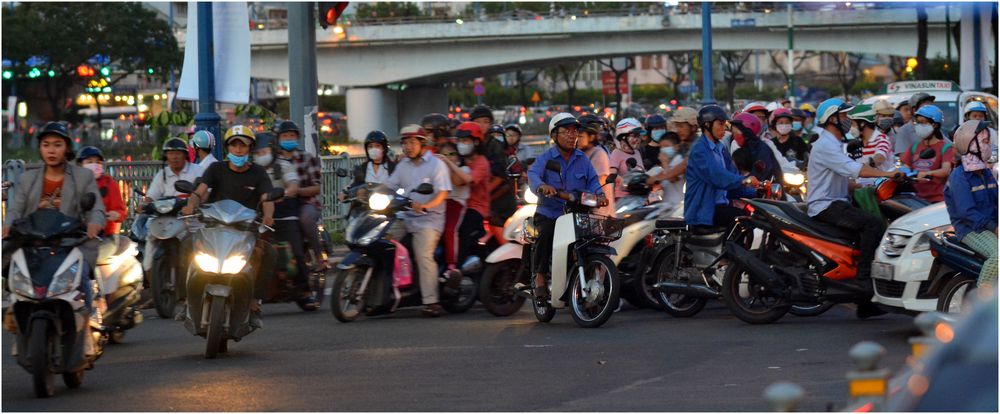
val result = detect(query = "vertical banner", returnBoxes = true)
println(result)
[177,2,252,104]
[959,3,995,91]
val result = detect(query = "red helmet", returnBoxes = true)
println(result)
[455,121,484,142]
[768,108,794,126]
[742,101,768,114]
[731,112,762,148]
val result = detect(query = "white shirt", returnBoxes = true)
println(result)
[365,162,390,184]
[146,162,205,200]
[197,154,218,171]
[806,129,863,217]
[659,154,685,211]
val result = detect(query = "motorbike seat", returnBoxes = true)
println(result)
[691,225,727,235]
[97,235,133,265]
[774,202,857,245]
[655,218,686,230]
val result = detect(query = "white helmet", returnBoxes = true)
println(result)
[548,112,580,135]
[964,101,988,117]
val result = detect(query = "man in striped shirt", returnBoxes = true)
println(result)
[849,104,895,187]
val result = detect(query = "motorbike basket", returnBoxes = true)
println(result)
[573,213,623,242]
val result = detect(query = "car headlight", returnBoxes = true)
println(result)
[7,261,36,299]
[48,262,80,297]
[881,231,913,257]
[524,187,539,204]
[154,199,175,214]
[912,225,954,253]
[356,221,388,246]
[369,192,392,211]
[783,172,805,186]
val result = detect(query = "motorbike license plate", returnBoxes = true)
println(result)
[871,262,894,280]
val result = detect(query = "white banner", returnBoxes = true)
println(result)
[959,3,995,91]
[177,2,251,104]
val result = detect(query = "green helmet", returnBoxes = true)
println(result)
[848,104,877,124]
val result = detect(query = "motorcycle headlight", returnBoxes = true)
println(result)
[357,221,389,246]
[783,172,805,186]
[523,187,539,204]
[194,252,220,273]
[194,253,247,274]
[912,225,954,253]
[369,192,392,211]
[220,255,247,274]
[48,262,80,297]
[154,199,175,214]
[580,193,599,207]
[7,261,36,299]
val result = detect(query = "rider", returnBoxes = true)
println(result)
[420,113,452,151]
[848,104,895,187]
[799,103,819,143]
[342,130,396,216]
[729,112,784,185]
[77,146,126,235]
[683,106,758,231]
[894,92,937,155]
[962,101,997,157]
[900,105,954,203]
[742,101,769,127]
[769,108,810,163]
[504,124,534,161]
[945,120,998,288]
[641,114,668,170]
[190,130,219,169]
[181,125,277,328]
[806,98,901,287]
[610,118,646,200]
[274,120,326,270]
[527,113,603,300]
[872,99,898,144]
[384,125,453,317]
[578,115,615,216]
[145,136,205,203]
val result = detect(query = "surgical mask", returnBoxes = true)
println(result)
[848,126,860,140]
[82,163,104,178]
[651,129,667,142]
[367,147,383,161]
[279,140,299,151]
[915,123,934,140]
[838,117,853,135]
[776,124,793,135]
[457,143,474,156]
[844,132,855,141]
[227,153,249,167]
[660,146,676,158]
[877,118,894,132]
[254,153,273,166]
[721,130,732,142]
[791,121,802,131]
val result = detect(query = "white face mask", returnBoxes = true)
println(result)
[915,123,934,140]
[367,147,383,161]
[82,163,104,178]
[848,126,860,140]
[457,143,474,156]
[253,153,273,166]
[722,131,732,141]
[776,124,793,135]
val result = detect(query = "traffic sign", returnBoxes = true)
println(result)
[531,91,541,103]
[473,80,485,97]
[601,71,628,95]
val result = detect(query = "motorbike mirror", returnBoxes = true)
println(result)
[545,159,562,174]
[918,148,936,160]
[174,180,195,194]
[336,168,349,178]
[132,187,146,197]
[80,192,97,212]
[605,173,618,185]
[413,183,435,195]
[264,188,285,202]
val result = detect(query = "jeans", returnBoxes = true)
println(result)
[814,200,885,280]
[531,214,557,275]
[388,223,441,305]
[298,204,323,265]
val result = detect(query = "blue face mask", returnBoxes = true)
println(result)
[280,140,299,151]
[792,121,802,131]
[227,153,249,167]
[651,129,667,142]
[660,146,676,158]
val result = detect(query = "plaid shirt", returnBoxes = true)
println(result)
[291,150,323,207]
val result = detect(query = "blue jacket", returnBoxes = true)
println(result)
[684,136,754,226]
[944,165,998,239]
[528,146,602,219]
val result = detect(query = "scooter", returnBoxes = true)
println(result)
[93,235,145,343]
[263,220,325,311]
[5,195,103,398]
[479,185,537,317]
[331,183,479,322]
[174,180,284,358]
[928,231,987,314]
[134,188,189,319]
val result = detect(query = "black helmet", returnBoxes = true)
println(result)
[625,173,652,196]
[274,120,300,136]
[578,114,604,134]
[790,108,806,119]
[892,110,905,127]
[162,136,188,153]
[470,105,494,122]
[449,118,462,130]
[76,146,104,162]
[255,132,276,151]
[420,113,450,138]
[504,124,522,134]
[645,114,667,129]
[488,124,505,136]
[364,130,389,148]
[697,105,730,130]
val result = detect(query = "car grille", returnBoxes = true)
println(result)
[874,279,906,298]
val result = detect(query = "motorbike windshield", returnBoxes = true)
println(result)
[200,200,257,225]
[12,209,83,240]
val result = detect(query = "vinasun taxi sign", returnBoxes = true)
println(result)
[882,80,962,94]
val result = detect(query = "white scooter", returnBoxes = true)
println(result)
[479,188,537,317]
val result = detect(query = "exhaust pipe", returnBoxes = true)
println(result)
[724,242,788,297]
[654,281,719,299]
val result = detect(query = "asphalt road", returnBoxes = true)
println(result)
[3,300,918,412]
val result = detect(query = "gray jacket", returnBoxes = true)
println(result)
[4,163,106,229]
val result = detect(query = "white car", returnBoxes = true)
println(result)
[871,202,954,313]
[862,80,998,134]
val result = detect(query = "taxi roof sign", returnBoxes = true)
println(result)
[881,80,962,94]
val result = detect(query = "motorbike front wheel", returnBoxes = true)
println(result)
[62,370,84,389]
[721,261,789,324]
[479,259,528,317]
[29,318,55,398]
[332,267,366,322]
[937,274,978,314]
[442,276,477,314]
[568,255,621,328]
[152,255,178,319]
[205,295,226,359]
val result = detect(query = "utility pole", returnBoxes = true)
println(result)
[288,2,319,154]
[786,3,795,106]
[945,5,951,71]
[168,3,176,112]
[193,2,223,160]
[700,2,714,104]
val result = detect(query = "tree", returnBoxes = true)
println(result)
[598,57,635,119]
[827,52,865,99]
[2,2,181,121]
[550,61,587,105]
[353,2,422,22]
[767,50,818,92]
[718,51,752,110]
[515,70,540,106]
[652,53,692,101]
[888,56,908,81]
[915,6,929,79]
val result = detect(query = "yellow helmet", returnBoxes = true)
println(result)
[799,103,815,113]
[224,125,256,146]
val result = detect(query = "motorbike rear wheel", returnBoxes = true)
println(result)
[479,259,528,317]
[721,261,790,324]
[569,255,621,328]
[654,248,707,318]
[442,276,477,314]
[152,255,178,319]
[205,295,226,359]
[29,318,55,398]
[937,274,978,314]
[332,267,366,322]
[62,370,84,388]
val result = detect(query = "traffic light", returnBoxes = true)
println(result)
[2,70,11,80]
[76,65,95,77]
[100,66,111,77]
[318,2,348,29]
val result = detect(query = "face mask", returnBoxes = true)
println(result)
[660,146,676,158]
[651,129,667,142]
[367,147,383,161]
[844,132,855,141]
[82,163,103,178]
[776,124,793,135]
[457,143,474,156]
[254,153,273,166]
[915,123,934,140]
[791,121,802,132]
[721,130,732,142]
[838,117,853,135]
[494,134,505,142]
[227,153,249,168]
[279,140,299,151]
[848,126,860,140]
[877,118,894,132]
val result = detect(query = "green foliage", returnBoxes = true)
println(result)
[234,104,278,125]
[733,85,783,101]
[148,110,195,128]
[631,84,674,104]
[550,88,603,105]
[850,80,884,97]
[353,2,423,21]
[924,55,960,83]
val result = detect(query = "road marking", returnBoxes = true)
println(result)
[524,344,552,348]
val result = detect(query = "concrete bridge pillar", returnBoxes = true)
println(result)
[346,86,448,142]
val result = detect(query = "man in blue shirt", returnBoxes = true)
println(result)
[684,105,759,230]
[527,113,603,300]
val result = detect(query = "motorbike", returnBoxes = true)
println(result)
[5,194,103,398]
[263,220,326,311]
[133,188,189,319]
[93,235,145,343]
[331,183,479,322]
[174,180,284,358]
[928,231,987,314]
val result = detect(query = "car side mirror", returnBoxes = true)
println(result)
[545,159,561,174]
[919,148,936,160]
[605,173,618,185]
[174,180,195,194]
[336,168,349,178]
[264,188,285,202]
[414,183,435,195]
[80,192,97,212]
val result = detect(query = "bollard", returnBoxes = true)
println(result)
[845,341,891,410]
[909,312,943,359]
[764,381,805,412]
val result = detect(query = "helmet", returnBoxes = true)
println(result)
[768,108,794,125]
[420,113,451,137]
[578,114,605,134]
[742,101,768,114]
[274,120,300,137]
[893,110,905,127]
[909,92,935,109]
[455,121,484,141]
[36,121,72,145]
[255,132,276,151]
[732,112,763,137]
[954,120,991,156]
[614,118,643,139]
[191,130,215,150]
[645,114,667,129]
[790,108,806,119]
[76,146,104,162]
[162,136,189,153]
[765,101,781,113]
[549,113,581,135]
[914,105,943,125]
[815,98,855,125]
[449,118,462,130]
[488,124,505,136]
[670,107,699,126]
[364,130,389,148]
[873,99,895,116]
[848,104,877,124]
[964,101,989,116]
[469,105,494,122]
[224,125,257,146]
[799,103,816,113]
[504,124,523,134]
[399,124,428,143]
[697,105,730,129]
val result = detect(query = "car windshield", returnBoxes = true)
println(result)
[931,101,960,135]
